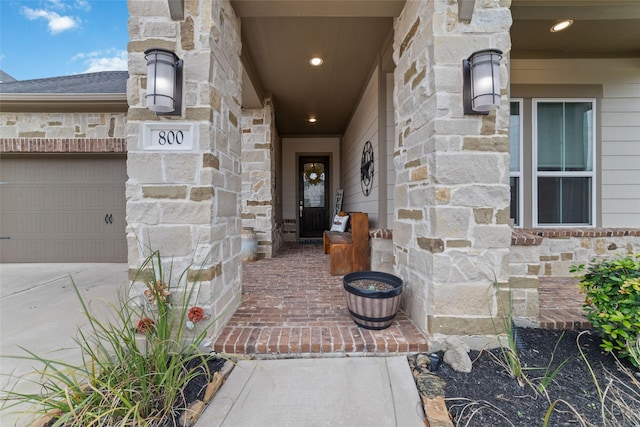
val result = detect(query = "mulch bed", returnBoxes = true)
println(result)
[410,328,640,426]
[159,356,227,427]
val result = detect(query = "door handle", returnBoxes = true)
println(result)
[299,205,303,218]
[105,214,113,224]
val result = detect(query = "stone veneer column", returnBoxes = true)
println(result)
[241,99,282,258]
[393,0,512,347]
[126,0,242,339]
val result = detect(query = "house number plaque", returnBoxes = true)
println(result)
[143,122,195,151]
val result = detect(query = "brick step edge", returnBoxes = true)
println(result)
[422,396,454,427]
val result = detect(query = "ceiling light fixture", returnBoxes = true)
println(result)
[550,19,573,32]
[308,117,317,123]
[309,57,323,66]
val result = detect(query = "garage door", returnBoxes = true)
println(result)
[0,155,127,263]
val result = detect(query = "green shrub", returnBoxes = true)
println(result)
[571,254,640,366]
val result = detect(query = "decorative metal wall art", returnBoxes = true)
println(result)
[360,141,374,196]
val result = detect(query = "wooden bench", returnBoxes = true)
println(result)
[323,212,370,276]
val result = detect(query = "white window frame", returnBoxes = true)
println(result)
[532,98,597,227]
[509,99,524,227]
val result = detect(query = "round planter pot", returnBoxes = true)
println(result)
[343,271,403,330]
[241,227,258,262]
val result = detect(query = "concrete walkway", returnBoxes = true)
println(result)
[200,356,425,427]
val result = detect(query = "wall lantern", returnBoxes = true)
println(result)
[463,49,502,115]
[145,48,183,116]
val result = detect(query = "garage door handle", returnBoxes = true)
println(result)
[104,214,113,224]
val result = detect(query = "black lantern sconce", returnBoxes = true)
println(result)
[144,48,183,116]
[463,49,502,115]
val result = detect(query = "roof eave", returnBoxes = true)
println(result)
[0,93,128,113]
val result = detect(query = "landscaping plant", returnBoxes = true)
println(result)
[1,249,220,426]
[571,254,640,366]
[490,281,570,397]
[567,331,640,427]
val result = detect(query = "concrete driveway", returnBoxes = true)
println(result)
[0,263,127,426]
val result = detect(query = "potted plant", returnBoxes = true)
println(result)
[343,271,403,330]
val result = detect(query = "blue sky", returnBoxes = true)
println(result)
[0,0,129,81]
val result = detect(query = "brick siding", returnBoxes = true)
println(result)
[0,138,126,153]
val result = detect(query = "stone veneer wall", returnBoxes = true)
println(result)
[393,0,512,347]
[511,229,640,276]
[241,99,282,258]
[126,0,242,339]
[282,218,297,240]
[0,112,126,154]
[509,228,640,326]
[0,112,126,140]
[370,229,394,273]
[371,227,640,328]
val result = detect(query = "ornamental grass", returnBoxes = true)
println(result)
[1,249,221,426]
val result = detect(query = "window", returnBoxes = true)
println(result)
[509,100,523,227]
[533,100,595,226]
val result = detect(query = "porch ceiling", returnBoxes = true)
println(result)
[232,0,640,136]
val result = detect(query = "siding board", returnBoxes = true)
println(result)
[602,185,640,199]
[511,58,640,227]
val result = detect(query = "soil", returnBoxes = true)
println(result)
[347,279,395,291]
[410,328,640,427]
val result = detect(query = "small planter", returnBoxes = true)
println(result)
[343,271,403,330]
[241,227,258,262]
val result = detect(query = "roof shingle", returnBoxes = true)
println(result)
[0,71,128,94]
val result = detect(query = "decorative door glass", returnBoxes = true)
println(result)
[303,162,325,208]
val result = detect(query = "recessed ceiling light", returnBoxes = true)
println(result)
[309,57,323,66]
[308,117,317,123]
[550,19,573,32]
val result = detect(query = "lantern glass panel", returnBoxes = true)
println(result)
[470,50,501,112]
[145,50,177,113]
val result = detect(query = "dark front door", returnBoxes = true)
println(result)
[299,156,330,238]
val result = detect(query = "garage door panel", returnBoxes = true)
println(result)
[0,156,127,263]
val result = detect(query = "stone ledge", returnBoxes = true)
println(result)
[511,230,543,246]
[353,228,639,246]
[370,228,393,239]
[521,228,640,238]
[511,228,640,246]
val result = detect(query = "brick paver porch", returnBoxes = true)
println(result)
[213,242,429,356]
[213,243,589,357]
[538,277,590,330]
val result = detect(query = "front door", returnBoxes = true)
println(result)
[299,156,330,238]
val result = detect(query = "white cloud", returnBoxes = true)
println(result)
[74,0,91,11]
[46,0,67,11]
[45,0,90,12]
[78,50,128,73]
[22,7,80,34]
